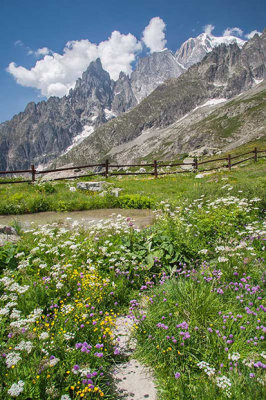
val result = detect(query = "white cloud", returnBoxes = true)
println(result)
[245,30,262,39]
[223,27,243,37]
[7,32,142,97]
[14,40,24,47]
[98,31,142,78]
[35,47,51,57]
[204,24,215,35]
[142,17,167,52]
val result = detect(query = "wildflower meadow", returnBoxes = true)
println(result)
[0,168,265,399]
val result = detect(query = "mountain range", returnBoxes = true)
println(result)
[0,30,265,171]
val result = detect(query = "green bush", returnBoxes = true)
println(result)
[117,194,155,209]
[0,242,18,272]
[36,182,56,194]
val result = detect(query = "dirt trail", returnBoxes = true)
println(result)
[112,316,157,400]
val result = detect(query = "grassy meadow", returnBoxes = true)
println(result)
[0,152,265,399]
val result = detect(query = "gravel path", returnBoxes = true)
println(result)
[112,316,157,400]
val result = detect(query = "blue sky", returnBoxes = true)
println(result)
[0,0,265,122]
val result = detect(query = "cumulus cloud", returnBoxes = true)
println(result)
[98,31,142,78]
[7,32,142,97]
[142,17,167,52]
[223,27,243,37]
[204,24,215,35]
[245,30,262,39]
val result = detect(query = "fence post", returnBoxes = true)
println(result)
[193,157,198,172]
[228,154,231,170]
[31,164,36,182]
[153,160,158,178]
[254,147,258,162]
[105,159,109,178]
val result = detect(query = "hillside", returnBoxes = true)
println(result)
[107,82,266,162]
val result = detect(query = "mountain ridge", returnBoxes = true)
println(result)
[55,31,266,167]
[0,29,264,171]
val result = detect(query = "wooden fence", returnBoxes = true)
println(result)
[0,147,265,185]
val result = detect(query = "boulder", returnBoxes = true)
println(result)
[0,225,19,247]
[181,158,194,171]
[0,225,17,235]
[77,181,110,191]
[111,188,122,197]
[195,174,204,179]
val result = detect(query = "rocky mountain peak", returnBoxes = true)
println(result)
[130,49,185,102]
[24,101,37,114]
[176,31,246,69]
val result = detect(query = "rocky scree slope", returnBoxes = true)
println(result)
[56,31,266,167]
[0,31,252,171]
[106,82,266,163]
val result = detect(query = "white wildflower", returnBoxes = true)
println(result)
[49,357,60,367]
[228,352,240,361]
[64,332,75,341]
[15,340,33,354]
[216,376,232,397]
[15,252,25,258]
[80,367,91,376]
[197,361,215,376]
[10,309,22,319]
[56,282,64,289]
[61,395,72,400]
[6,352,22,368]
[61,304,74,314]
[218,257,228,263]
[8,381,24,397]
[9,283,30,294]
[39,332,49,340]
[198,249,208,254]
[0,307,10,316]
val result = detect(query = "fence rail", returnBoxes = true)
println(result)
[0,147,265,185]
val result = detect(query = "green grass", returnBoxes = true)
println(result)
[0,156,265,215]
[0,139,265,216]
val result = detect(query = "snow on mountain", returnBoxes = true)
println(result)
[64,125,95,154]
[175,32,246,68]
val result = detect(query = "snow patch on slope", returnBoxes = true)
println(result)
[104,109,117,120]
[253,78,263,85]
[64,125,94,154]
[198,98,227,107]
[172,98,228,125]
